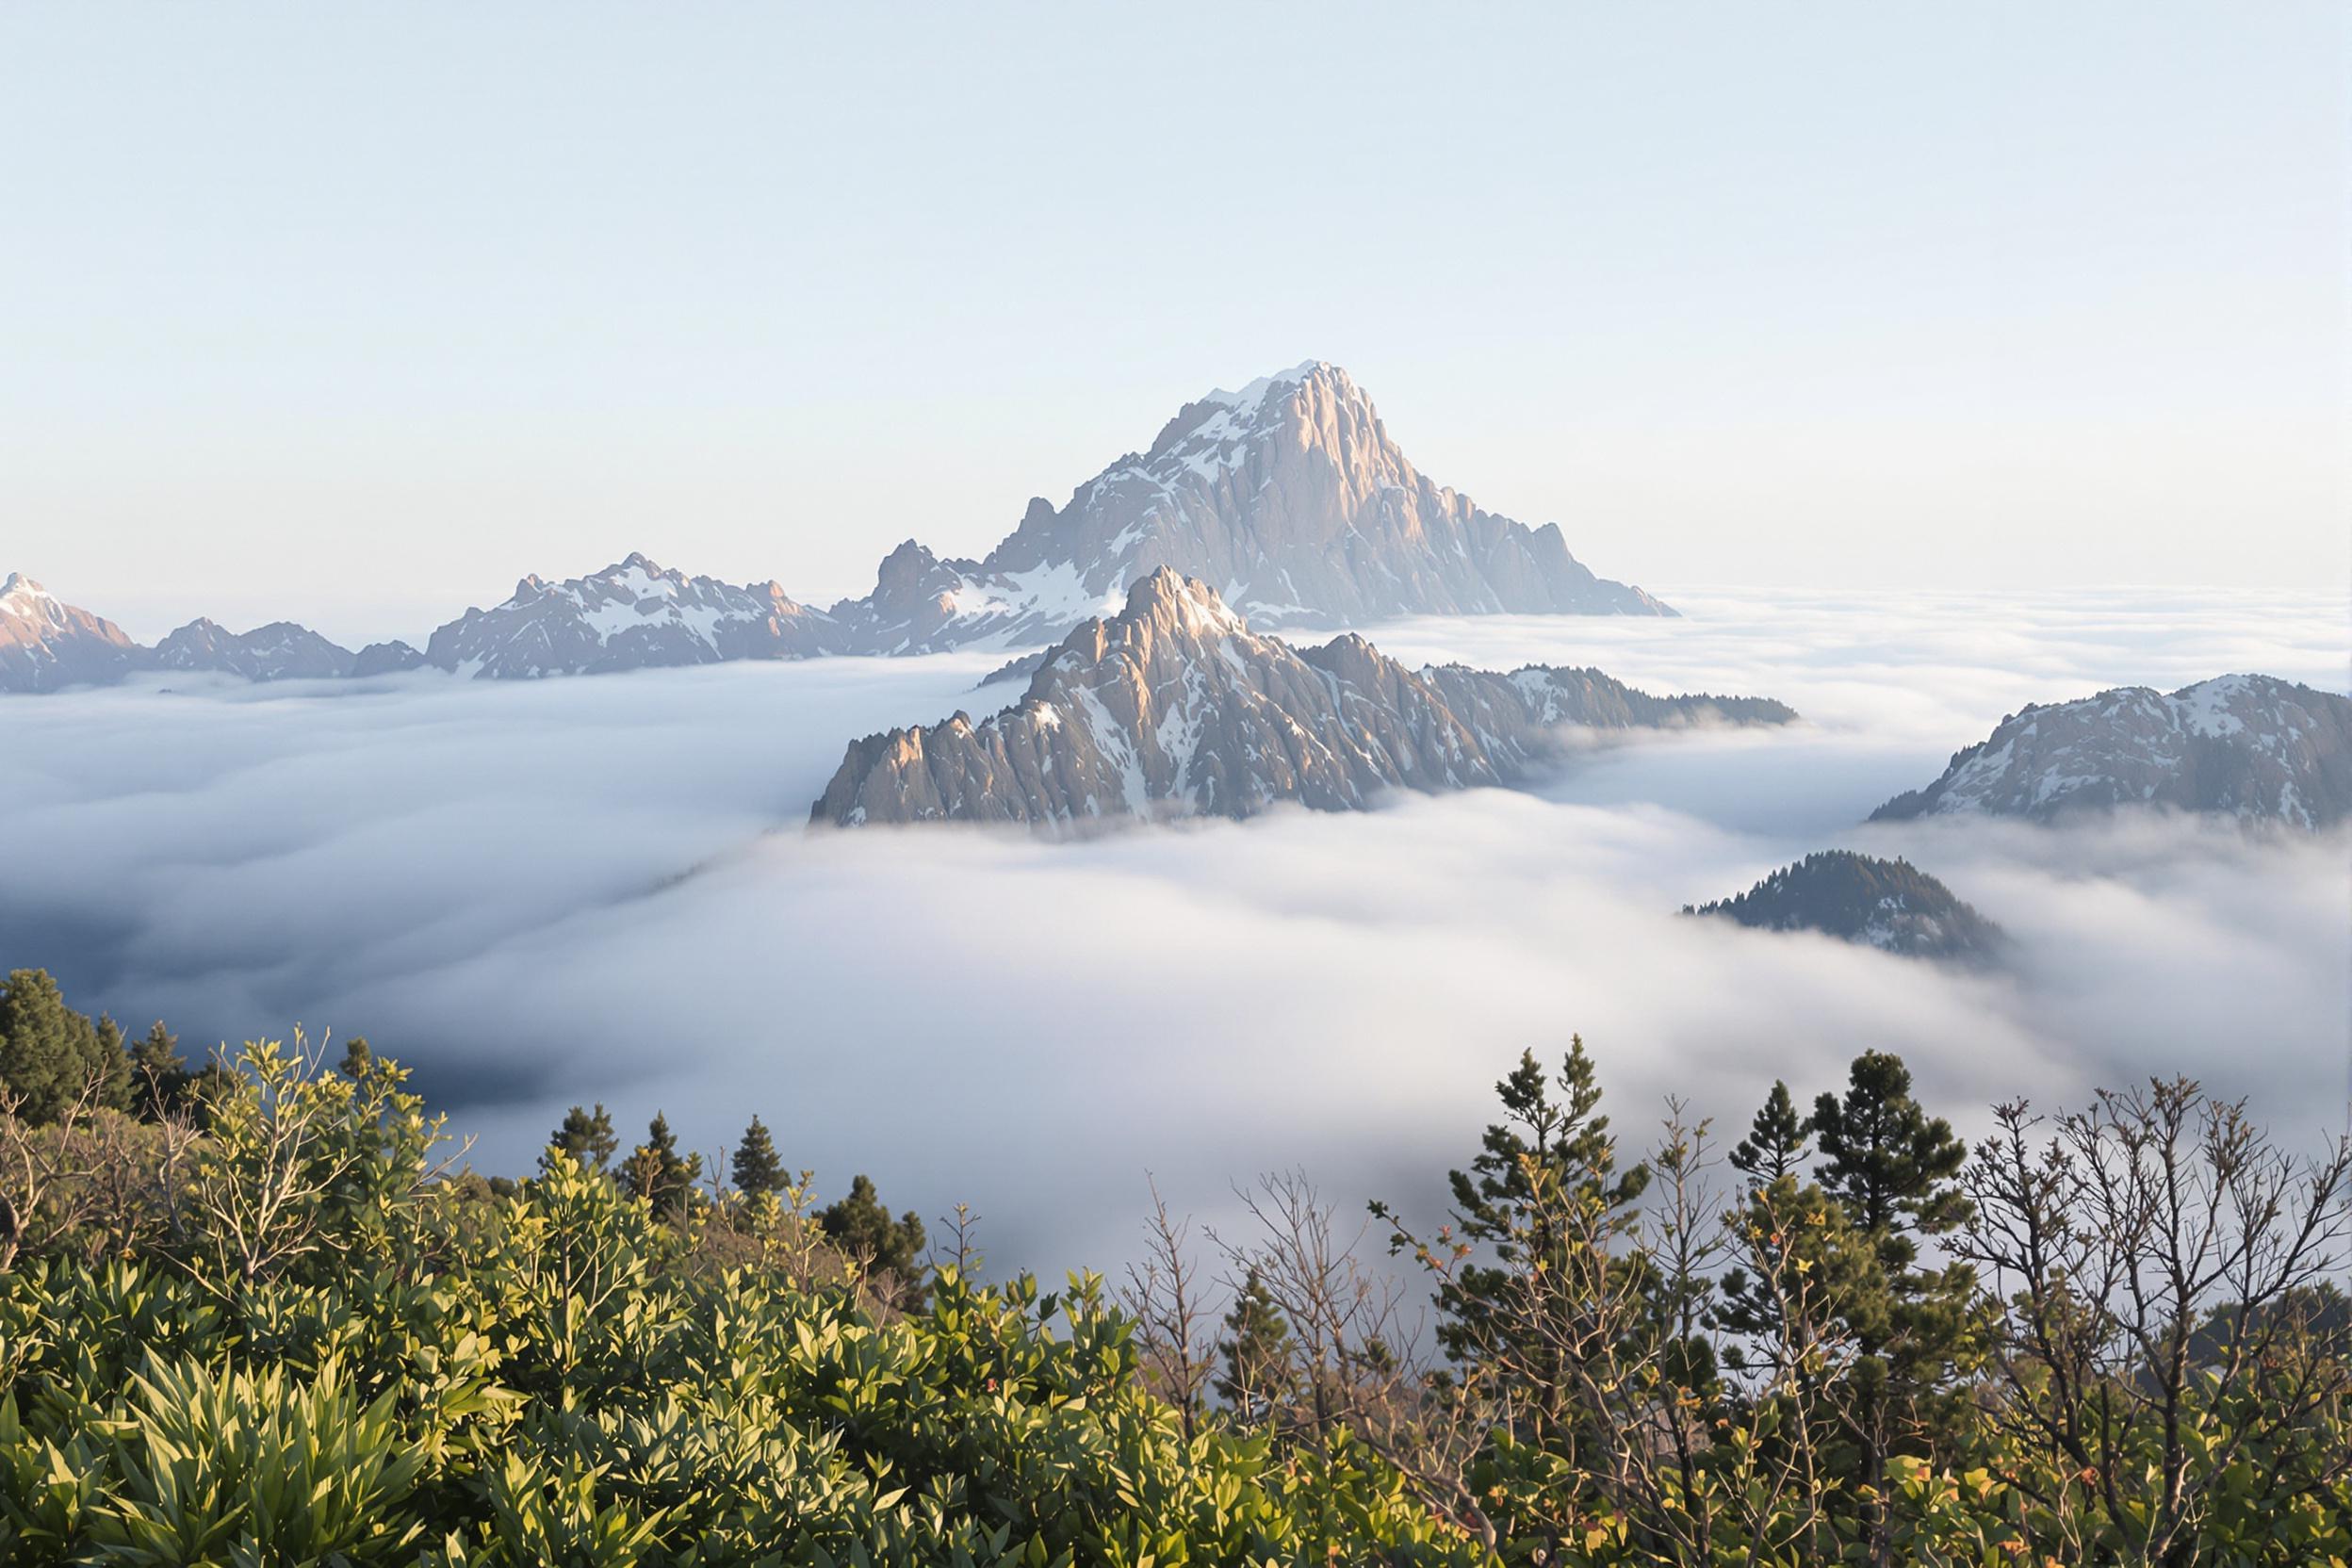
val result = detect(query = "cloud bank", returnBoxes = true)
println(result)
[1,587,2344,1275]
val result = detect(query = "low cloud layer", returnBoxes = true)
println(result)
[2,587,2344,1275]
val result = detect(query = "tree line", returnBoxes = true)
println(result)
[2,965,2348,1565]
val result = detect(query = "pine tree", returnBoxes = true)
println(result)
[622,1112,702,1213]
[731,1116,784,1197]
[127,1020,190,1122]
[1215,1266,1297,1421]
[1729,1080,1808,1186]
[1806,1052,1982,1567]
[1810,1052,1970,1246]
[1378,1038,1656,1465]
[820,1174,928,1307]
[546,1102,620,1173]
[0,969,129,1122]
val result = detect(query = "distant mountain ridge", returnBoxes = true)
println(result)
[812,569,1788,831]
[1871,674,2352,828]
[1685,851,2005,963]
[2,360,1673,691]
[3,574,358,689]
[421,553,833,679]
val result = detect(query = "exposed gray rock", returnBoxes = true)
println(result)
[975,649,1050,690]
[424,552,835,678]
[1685,851,2005,964]
[813,570,1789,831]
[152,617,357,680]
[1870,674,2352,828]
[352,640,429,676]
[0,574,143,693]
[825,362,1671,654]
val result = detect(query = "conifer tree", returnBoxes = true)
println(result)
[623,1112,702,1213]
[547,1102,620,1173]
[1806,1052,1982,1566]
[1215,1266,1298,1421]
[820,1174,928,1306]
[731,1115,784,1197]
[0,968,128,1122]
[1729,1079,1809,1185]
[127,1019,190,1122]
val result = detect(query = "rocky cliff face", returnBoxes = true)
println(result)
[0,574,144,693]
[152,617,358,680]
[1685,851,2005,963]
[1870,674,2352,828]
[825,362,1671,654]
[813,570,1788,831]
[424,553,835,678]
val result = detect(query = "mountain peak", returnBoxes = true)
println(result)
[1871,673,2352,827]
[1198,359,1338,411]
[1687,851,2005,964]
[1117,567,1247,640]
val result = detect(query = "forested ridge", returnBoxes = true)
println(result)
[2,965,2347,1566]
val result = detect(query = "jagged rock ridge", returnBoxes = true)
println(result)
[5,361,1674,689]
[813,570,1789,831]
[1685,851,2005,964]
[152,618,358,680]
[424,553,834,678]
[1870,674,2352,828]
[825,361,1671,654]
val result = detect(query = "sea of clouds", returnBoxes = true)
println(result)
[1,586,2344,1276]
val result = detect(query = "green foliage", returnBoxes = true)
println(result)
[0,970,128,1123]
[547,1102,619,1175]
[0,1038,1487,1567]
[1726,1079,1805,1185]
[620,1113,701,1216]
[730,1115,783,1198]
[3,973,2345,1568]
[819,1174,928,1308]
[1214,1265,1296,1417]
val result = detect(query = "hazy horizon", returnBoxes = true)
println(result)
[6,3,2344,647]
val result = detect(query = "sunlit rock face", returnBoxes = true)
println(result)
[1871,674,2352,828]
[825,360,1672,655]
[0,574,144,693]
[813,570,1788,831]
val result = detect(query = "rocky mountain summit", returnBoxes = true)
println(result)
[813,570,1788,830]
[0,574,142,693]
[423,553,834,678]
[1685,851,2005,964]
[822,361,1669,654]
[1871,674,2352,828]
[5,361,1674,691]
[152,617,358,680]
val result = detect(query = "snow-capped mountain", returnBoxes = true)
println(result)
[813,570,1786,831]
[151,617,358,680]
[1685,851,2005,964]
[352,640,429,676]
[1871,674,2352,827]
[0,574,144,693]
[824,361,1671,654]
[423,553,835,678]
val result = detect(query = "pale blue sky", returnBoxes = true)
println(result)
[4,3,2343,644]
